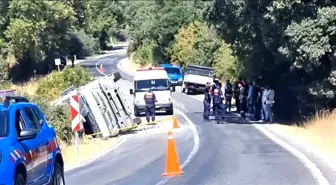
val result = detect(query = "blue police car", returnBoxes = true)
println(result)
[159,64,183,86]
[0,96,65,185]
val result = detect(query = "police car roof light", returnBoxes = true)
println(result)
[3,96,29,108]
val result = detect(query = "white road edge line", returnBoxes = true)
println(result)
[189,93,330,185]
[116,57,200,185]
[65,54,127,172]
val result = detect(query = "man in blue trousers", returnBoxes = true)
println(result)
[203,82,212,121]
[144,89,156,123]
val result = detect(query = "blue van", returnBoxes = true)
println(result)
[159,64,183,86]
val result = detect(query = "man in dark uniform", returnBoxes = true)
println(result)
[224,79,233,112]
[203,82,212,121]
[144,89,156,123]
[213,83,223,122]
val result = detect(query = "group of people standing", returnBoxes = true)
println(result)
[203,77,275,123]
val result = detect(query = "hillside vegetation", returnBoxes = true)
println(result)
[0,0,335,144]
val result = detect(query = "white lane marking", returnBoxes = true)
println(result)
[117,57,200,185]
[173,99,188,112]
[189,94,330,185]
[253,124,329,185]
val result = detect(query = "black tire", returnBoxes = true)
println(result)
[49,162,65,185]
[14,172,25,185]
[166,105,174,115]
[134,106,140,117]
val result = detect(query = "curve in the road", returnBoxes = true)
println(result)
[73,51,331,185]
[114,54,330,185]
[65,52,198,185]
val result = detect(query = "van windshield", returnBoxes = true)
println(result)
[0,111,8,137]
[135,79,169,92]
[164,68,181,75]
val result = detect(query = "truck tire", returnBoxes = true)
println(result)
[49,161,65,185]
[166,105,174,115]
[134,106,140,117]
[14,172,25,185]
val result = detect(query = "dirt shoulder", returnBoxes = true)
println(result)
[274,112,336,161]
[62,137,121,169]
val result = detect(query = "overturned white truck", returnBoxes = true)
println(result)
[182,65,214,94]
[56,72,141,138]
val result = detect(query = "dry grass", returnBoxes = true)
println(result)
[61,136,121,167]
[122,55,151,74]
[11,78,40,95]
[277,111,336,160]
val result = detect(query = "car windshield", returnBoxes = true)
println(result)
[186,68,213,77]
[165,68,181,75]
[135,79,169,92]
[0,111,8,137]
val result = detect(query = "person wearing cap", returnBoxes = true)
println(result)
[203,82,212,120]
[144,89,156,123]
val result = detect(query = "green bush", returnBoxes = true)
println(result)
[133,40,161,65]
[36,66,93,101]
[26,94,72,144]
[71,30,100,58]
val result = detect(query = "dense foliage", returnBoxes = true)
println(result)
[0,0,127,82]
[125,0,336,121]
[1,0,335,123]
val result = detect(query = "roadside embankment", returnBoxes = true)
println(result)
[275,111,336,161]
[9,52,123,169]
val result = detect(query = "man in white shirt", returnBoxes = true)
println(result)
[264,86,275,123]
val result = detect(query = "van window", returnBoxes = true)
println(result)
[164,67,181,75]
[135,79,169,92]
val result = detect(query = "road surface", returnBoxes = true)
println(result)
[66,50,335,185]
[65,52,195,185]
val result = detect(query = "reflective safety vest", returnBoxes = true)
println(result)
[144,92,155,106]
[213,87,222,103]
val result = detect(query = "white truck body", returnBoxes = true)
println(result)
[182,65,214,94]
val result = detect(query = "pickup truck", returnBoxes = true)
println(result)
[182,64,214,94]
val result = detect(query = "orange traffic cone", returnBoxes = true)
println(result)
[99,64,104,72]
[162,130,184,177]
[172,116,179,129]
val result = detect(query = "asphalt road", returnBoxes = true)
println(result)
[65,50,330,185]
[65,52,195,185]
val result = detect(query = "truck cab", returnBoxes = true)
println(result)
[159,64,183,86]
[129,67,175,116]
[182,65,214,94]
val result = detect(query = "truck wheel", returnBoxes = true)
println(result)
[134,106,140,117]
[166,106,174,115]
[14,172,25,185]
[49,161,65,185]
[185,87,190,95]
